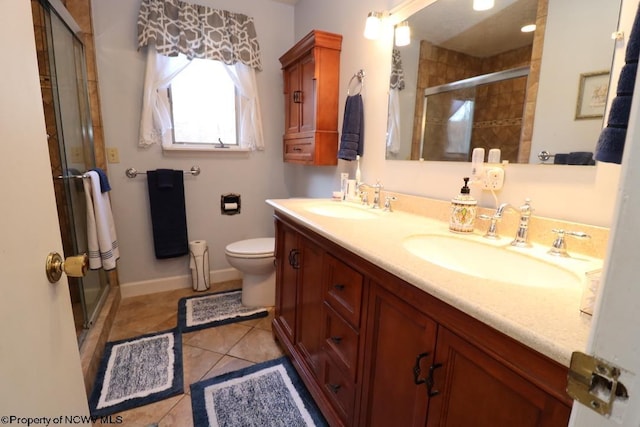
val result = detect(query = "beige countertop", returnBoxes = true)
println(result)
[267,197,601,367]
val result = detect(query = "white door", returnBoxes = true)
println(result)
[0,1,89,422]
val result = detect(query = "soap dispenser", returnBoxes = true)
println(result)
[449,177,477,233]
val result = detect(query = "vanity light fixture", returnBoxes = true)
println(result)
[473,0,494,11]
[364,11,383,40]
[395,21,411,46]
[521,24,537,33]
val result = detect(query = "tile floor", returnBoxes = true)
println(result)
[94,280,284,426]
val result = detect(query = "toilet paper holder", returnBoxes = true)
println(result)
[221,193,241,215]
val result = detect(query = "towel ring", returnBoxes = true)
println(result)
[347,69,365,95]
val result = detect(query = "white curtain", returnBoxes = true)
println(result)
[139,47,265,150]
[139,46,191,148]
[223,63,265,150]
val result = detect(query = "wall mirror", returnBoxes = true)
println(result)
[385,0,622,165]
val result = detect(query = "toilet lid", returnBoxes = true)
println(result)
[225,237,274,257]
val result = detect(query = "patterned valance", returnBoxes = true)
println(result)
[137,0,262,71]
[390,48,405,90]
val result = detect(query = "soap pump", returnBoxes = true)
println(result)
[449,177,477,233]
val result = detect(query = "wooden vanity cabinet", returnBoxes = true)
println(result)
[272,214,572,427]
[279,30,342,165]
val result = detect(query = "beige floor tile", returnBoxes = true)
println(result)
[182,344,224,391]
[184,323,251,354]
[159,395,193,427]
[253,308,275,331]
[201,355,255,381]
[228,328,284,363]
[95,394,183,426]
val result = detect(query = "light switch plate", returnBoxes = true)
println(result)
[106,147,120,164]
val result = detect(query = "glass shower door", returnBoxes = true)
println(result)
[36,0,109,342]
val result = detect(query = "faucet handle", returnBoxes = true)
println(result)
[477,213,501,240]
[383,196,397,212]
[548,229,591,257]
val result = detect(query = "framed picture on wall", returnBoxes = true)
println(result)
[575,70,610,120]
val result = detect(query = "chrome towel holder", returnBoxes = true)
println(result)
[125,165,201,178]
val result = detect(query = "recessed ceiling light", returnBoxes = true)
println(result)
[521,24,537,33]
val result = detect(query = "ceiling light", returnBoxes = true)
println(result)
[395,21,411,47]
[473,0,494,11]
[364,11,383,40]
[521,24,537,33]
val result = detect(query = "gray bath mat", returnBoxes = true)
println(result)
[190,357,327,426]
[177,289,268,333]
[88,329,183,417]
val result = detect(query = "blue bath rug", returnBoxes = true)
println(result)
[88,329,183,417]
[190,356,327,426]
[178,289,268,333]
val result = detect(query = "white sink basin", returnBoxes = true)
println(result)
[305,202,380,219]
[403,234,582,288]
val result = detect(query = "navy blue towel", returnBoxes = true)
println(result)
[90,167,112,193]
[147,169,189,259]
[338,94,364,161]
[595,3,640,164]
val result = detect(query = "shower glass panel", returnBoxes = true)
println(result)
[35,0,109,343]
[421,87,476,161]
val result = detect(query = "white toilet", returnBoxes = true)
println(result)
[224,237,276,307]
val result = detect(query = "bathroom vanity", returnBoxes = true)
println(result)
[268,198,602,427]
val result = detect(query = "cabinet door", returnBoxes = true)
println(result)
[361,282,438,427]
[426,328,571,427]
[299,52,316,134]
[295,238,325,377]
[275,221,299,343]
[283,63,301,135]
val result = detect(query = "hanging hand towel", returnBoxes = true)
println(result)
[83,171,120,270]
[147,169,189,259]
[595,2,640,164]
[338,94,364,161]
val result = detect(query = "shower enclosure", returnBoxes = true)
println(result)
[32,0,109,344]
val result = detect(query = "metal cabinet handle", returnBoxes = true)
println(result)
[333,283,345,291]
[288,249,300,269]
[413,352,430,385]
[293,90,303,103]
[330,336,342,344]
[427,363,443,397]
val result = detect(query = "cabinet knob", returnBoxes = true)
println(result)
[327,383,341,394]
[333,283,346,291]
[330,336,343,344]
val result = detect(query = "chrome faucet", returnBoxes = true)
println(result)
[478,202,516,239]
[358,181,383,209]
[512,198,533,247]
[479,199,533,247]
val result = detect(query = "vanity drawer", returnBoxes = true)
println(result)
[323,302,359,382]
[321,354,356,425]
[324,254,363,328]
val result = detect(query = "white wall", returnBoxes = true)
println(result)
[93,0,294,285]
[291,0,624,227]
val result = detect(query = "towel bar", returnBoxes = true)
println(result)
[126,166,201,178]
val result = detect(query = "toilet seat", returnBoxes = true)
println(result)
[225,237,274,259]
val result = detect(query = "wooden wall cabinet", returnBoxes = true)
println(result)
[273,214,571,426]
[279,30,342,165]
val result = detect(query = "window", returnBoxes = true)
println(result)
[169,58,238,148]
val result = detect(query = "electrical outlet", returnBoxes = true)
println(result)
[481,166,505,190]
[106,148,120,164]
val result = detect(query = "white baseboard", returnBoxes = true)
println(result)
[120,268,242,298]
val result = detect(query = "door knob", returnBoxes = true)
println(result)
[45,252,89,283]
